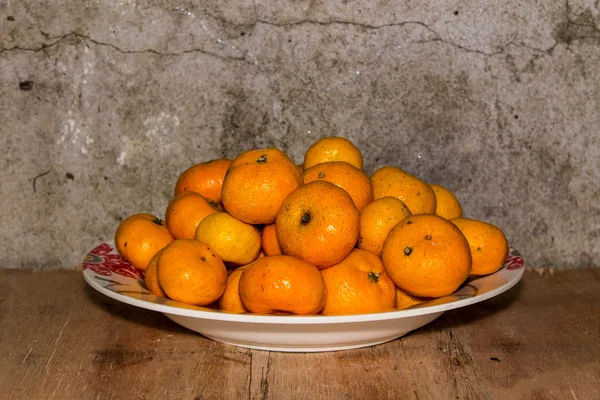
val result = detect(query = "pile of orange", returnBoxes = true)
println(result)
[115,137,509,315]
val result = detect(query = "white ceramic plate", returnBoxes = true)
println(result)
[82,242,525,352]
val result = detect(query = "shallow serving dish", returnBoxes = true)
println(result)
[82,242,525,352]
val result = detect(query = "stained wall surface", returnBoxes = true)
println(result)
[1,1,599,269]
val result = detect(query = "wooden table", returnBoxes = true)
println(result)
[0,269,598,399]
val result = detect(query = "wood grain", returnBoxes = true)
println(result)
[0,269,598,400]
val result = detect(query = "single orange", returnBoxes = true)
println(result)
[321,249,396,315]
[157,239,227,305]
[174,158,232,202]
[451,218,509,276]
[396,287,429,310]
[430,184,463,220]
[370,166,436,215]
[381,214,471,298]
[304,136,364,170]
[219,265,249,313]
[228,148,301,172]
[303,161,374,211]
[358,197,412,255]
[194,212,261,265]
[115,213,174,271]
[165,192,221,239]
[222,148,302,224]
[144,248,166,297]
[238,255,326,315]
[261,224,282,256]
[276,180,360,268]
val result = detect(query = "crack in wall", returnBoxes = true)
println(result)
[0,26,544,61]
[0,32,247,63]
[198,6,598,54]
[557,0,600,45]
[1,2,597,62]
[566,0,600,34]
[256,19,507,55]
[204,10,440,35]
[196,11,519,56]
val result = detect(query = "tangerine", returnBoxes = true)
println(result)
[174,158,231,203]
[238,255,326,315]
[222,148,302,224]
[165,192,221,239]
[303,161,374,211]
[144,248,166,297]
[219,265,249,313]
[194,212,261,266]
[276,181,360,268]
[304,137,363,170]
[431,184,463,220]
[370,166,436,215]
[381,214,471,298]
[358,196,412,255]
[261,224,282,256]
[321,249,396,315]
[451,218,508,276]
[115,213,174,271]
[157,239,227,305]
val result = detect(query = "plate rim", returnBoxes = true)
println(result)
[82,243,525,325]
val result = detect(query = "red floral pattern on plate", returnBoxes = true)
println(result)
[82,243,145,279]
[505,246,525,270]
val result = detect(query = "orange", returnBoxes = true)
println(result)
[219,265,249,313]
[303,136,363,170]
[157,239,227,305]
[194,212,261,265]
[261,224,282,256]
[358,197,412,255]
[115,213,174,271]
[222,148,302,224]
[276,180,360,268]
[451,218,509,276]
[381,214,471,298]
[238,255,326,315]
[228,148,301,172]
[396,287,428,310]
[174,158,232,202]
[430,184,463,220]
[321,249,396,315]
[370,166,436,215]
[165,192,221,239]
[303,161,374,211]
[144,248,166,297]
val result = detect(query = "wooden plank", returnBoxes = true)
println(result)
[449,268,600,400]
[0,269,599,400]
[248,269,600,400]
[0,270,251,400]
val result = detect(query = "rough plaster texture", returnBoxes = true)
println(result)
[1,0,599,269]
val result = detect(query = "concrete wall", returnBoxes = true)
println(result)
[1,1,599,269]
